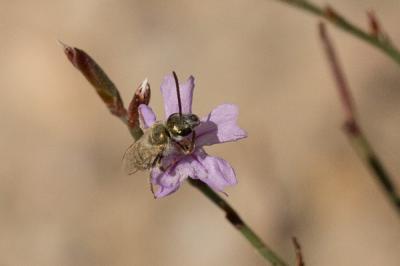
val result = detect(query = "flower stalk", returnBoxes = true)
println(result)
[319,23,400,215]
[274,0,400,66]
[189,179,288,265]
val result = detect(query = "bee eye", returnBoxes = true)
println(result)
[179,127,192,137]
[190,115,199,122]
[188,114,200,127]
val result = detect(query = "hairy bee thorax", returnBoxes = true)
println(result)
[149,123,169,145]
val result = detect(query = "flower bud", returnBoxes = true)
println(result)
[127,79,151,139]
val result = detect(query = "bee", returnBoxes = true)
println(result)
[123,71,200,178]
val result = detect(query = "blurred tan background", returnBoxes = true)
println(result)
[0,0,399,265]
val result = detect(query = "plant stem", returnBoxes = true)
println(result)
[319,23,400,216]
[188,179,288,266]
[274,0,400,66]
[347,129,400,213]
[292,237,305,266]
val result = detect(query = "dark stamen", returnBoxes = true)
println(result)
[172,71,182,117]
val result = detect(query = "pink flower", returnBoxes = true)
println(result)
[139,74,247,198]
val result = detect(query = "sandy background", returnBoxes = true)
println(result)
[0,0,399,265]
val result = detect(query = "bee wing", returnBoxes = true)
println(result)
[122,142,141,175]
[122,137,164,175]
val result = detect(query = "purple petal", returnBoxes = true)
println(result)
[151,156,208,198]
[195,104,247,147]
[138,104,156,129]
[160,74,194,118]
[151,167,181,198]
[194,150,237,192]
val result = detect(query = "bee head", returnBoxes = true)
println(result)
[166,113,200,139]
[165,71,201,140]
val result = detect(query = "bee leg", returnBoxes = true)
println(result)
[152,154,161,168]
[150,154,165,198]
[158,157,178,172]
[156,154,167,172]
[149,158,156,198]
[173,131,196,155]
[173,140,187,153]
[149,176,156,199]
[188,131,196,153]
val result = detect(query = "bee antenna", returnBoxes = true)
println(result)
[172,71,182,117]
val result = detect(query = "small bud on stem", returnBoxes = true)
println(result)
[367,10,380,38]
[366,11,391,44]
[127,79,151,140]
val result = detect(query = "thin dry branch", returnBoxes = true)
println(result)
[319,22,400,216]
[274,0,400,66]
[292,237,305,266]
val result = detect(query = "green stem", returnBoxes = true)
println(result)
[188,179,288,266]
[274,0,400,66]
[347,127,400,214]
